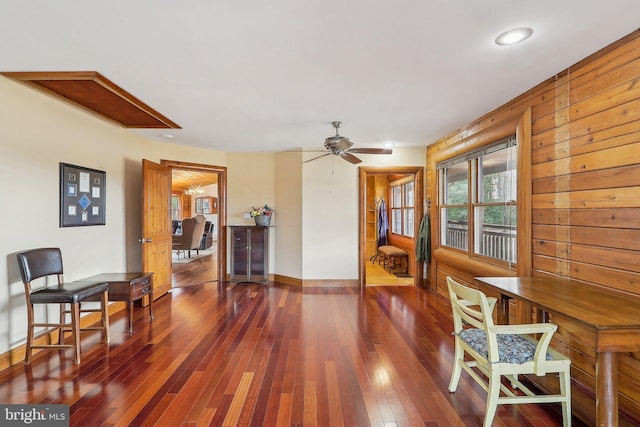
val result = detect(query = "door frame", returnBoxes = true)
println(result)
[161,160,228,282]
[358,166,424,288]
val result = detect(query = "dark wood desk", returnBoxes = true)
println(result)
[80,273,154,333]
[476,276,640,427]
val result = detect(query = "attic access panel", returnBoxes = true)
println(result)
[1,71,180,129]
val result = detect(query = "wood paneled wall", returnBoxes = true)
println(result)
[426,29,640,425]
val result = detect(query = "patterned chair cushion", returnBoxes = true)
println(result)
[459,328,552,364]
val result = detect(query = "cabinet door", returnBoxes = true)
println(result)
[230,226,268,284]
[231,228,249,280]
[249,228,266,279]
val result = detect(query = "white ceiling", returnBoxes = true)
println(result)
[2,1,639,153]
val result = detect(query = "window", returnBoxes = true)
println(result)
[438,136,517,265]
[171,195,180,221]
[391,178,415,237]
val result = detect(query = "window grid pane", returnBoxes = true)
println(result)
[405,182,414,207]
[171,195,180,221]
[404,208,414,237]
[391,209,402,234]
[442,207,468,250]
[445,163,468,204]
[392,186,402,208]
[474,205,517,262]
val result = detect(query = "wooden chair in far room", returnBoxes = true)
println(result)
[16,248,110,364]
[446,276,571,427]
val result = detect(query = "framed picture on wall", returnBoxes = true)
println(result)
[60,163,106,227]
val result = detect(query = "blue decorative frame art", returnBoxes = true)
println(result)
[59,163,106,227]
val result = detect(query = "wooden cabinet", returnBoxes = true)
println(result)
[229,226,269,284]
[195,196,217,214]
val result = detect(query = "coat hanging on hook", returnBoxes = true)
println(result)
[416,212,431,263]
[377,198,388,247]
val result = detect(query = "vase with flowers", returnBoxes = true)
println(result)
[250,204,273,226]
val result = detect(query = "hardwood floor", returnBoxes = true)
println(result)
[365,261,413,286]
[171,247,218,287]
[0,264,580,426]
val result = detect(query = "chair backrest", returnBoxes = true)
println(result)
[179,215,207,249]
[192,215,207,241]
[447,277,500,361]
[17,248,64,284]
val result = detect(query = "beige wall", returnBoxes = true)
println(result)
[301,148,425,280]
[0,76,150,354]
[275,152,303,279]
[226,152,277,275]
[0,73,426,358]
[0,76,230,356]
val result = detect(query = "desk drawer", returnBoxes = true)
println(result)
[131,277,152,299]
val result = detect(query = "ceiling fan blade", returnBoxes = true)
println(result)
[303,152,332,163]
[334,138,353,152]
[340,152,362,164]
[347,148,393,155]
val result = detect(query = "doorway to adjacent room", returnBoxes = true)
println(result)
[162,160,227,287]
[359,166,424,287]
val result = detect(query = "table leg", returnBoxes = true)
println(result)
[497,295,510,325]
[149,290,154,320]
[128,301,134,333]
[596,351,617,427]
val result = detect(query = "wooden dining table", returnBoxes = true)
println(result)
[475,276,640,427]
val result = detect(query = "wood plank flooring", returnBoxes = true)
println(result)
[0,260,580,426]
[365,261,413,286]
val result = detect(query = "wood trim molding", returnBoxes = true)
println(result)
[302,279,359,288]
[161,160,227,281]
[1,71,180,129]
[273,275,302,287]
[426,108,532,288]
[359,166,424,288]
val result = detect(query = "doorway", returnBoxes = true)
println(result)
[161,160,227,285]
[359,166,423,287]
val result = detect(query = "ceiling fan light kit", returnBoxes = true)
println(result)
[304,121,393,164]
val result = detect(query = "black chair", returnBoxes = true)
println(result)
[16,248,110,364]
[199,221,214,250]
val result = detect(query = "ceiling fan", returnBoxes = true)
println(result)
[303,121,393,164]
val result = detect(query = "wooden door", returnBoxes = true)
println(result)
[142,159,172,299]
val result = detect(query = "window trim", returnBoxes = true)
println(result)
[390,176,415,238]
[429,108,532,277]
[437,135,517,268]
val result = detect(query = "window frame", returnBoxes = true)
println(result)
[437,135,518,268]
[171,194,181,221]
[390,177,415,238]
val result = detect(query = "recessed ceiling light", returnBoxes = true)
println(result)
[495,27,533,46]
[161,133,174,139]
[383,142,395,148]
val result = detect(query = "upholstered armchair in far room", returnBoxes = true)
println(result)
[172,215,206,258]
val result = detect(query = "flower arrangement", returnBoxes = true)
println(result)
[250,204,273,217]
